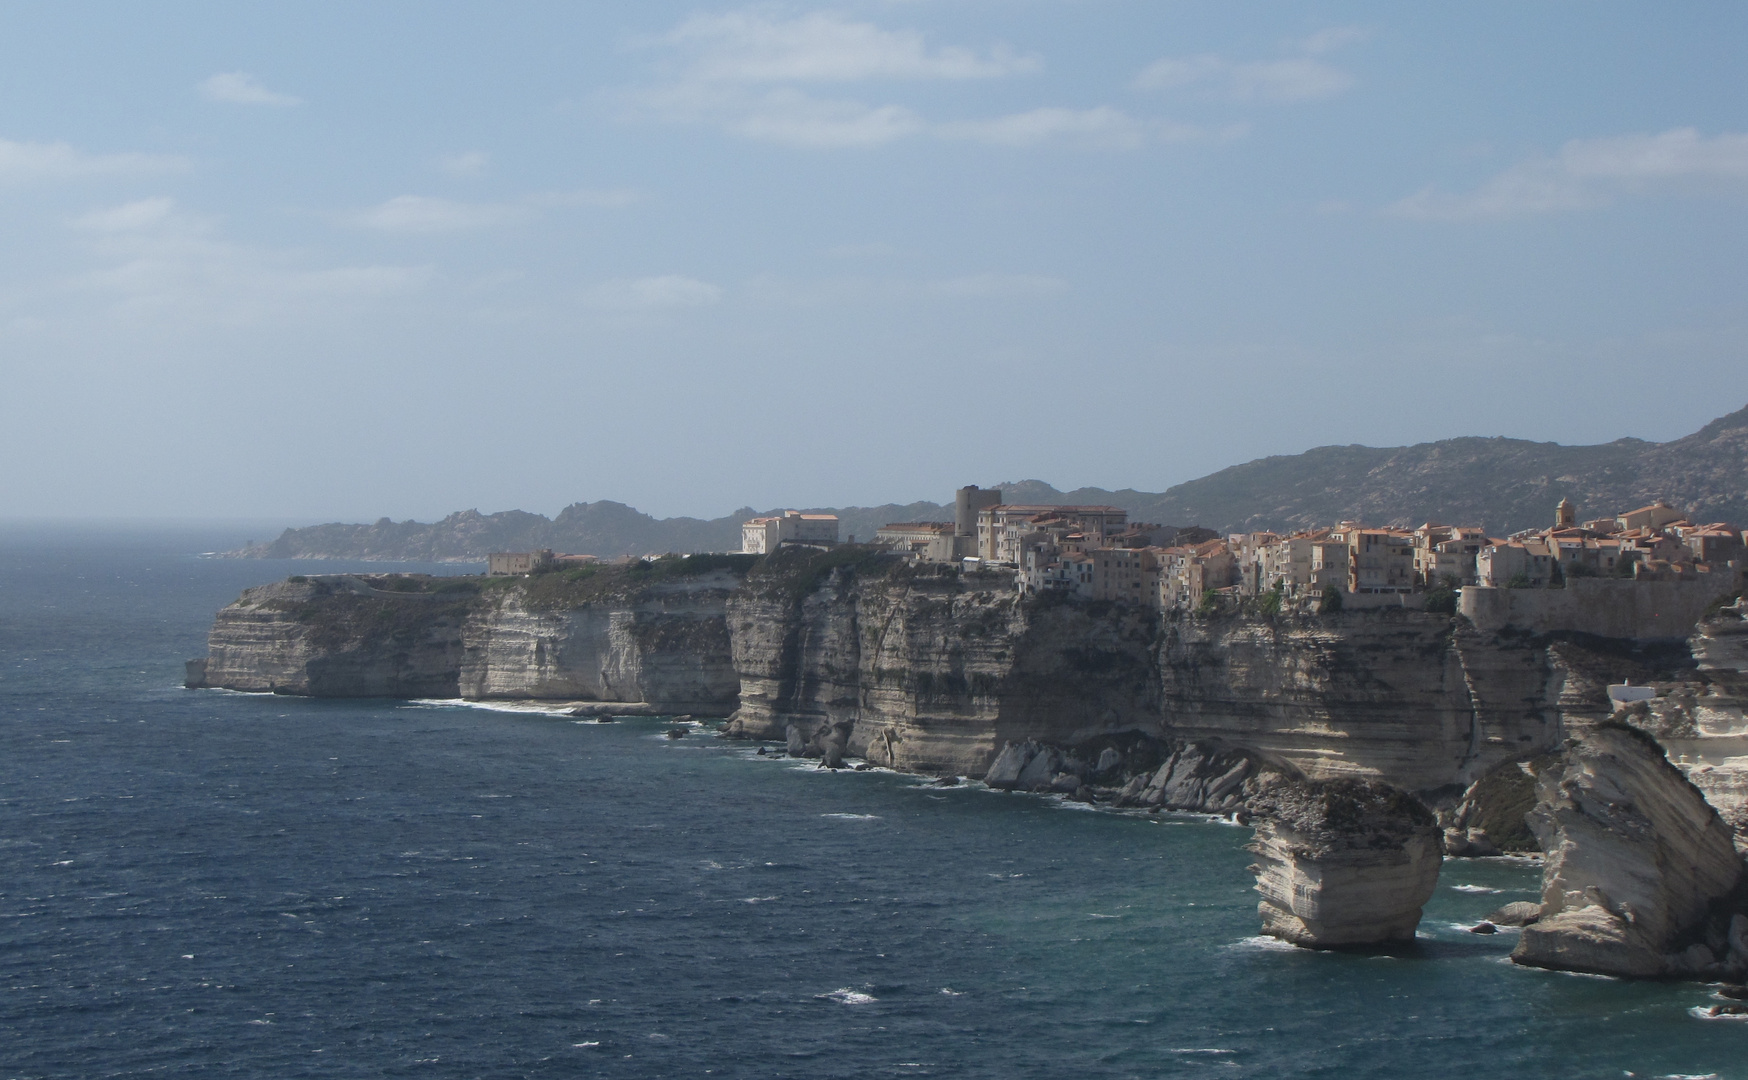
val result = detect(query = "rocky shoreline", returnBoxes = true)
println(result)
[185,548,1748,976]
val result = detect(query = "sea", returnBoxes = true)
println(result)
[2,522,1744,1079]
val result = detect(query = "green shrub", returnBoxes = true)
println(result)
[1255,585,1283,618]
[1505,573,1533,590]
[1318,586,1343,614]
[1424,585,1458,615]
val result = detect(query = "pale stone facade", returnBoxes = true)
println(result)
[741,511,841,554]
[875,522,957,563]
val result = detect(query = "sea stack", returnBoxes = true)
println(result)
[1512,725,1746,979]
[1247,779,1443,948]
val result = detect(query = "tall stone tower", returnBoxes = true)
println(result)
[1555,497,1575,530]
[954,485,1002,558]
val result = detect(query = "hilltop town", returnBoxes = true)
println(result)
[718,486,1743,640]
[868,486,1743,616]
[486,484,1743,641]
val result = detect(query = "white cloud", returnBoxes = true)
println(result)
[626,7,1199,151]
[932,273,1068,298]
[199,72,301,107]
[1559,127,1748,180]
[527,188,644,209]
[1134,28,1360,103]
[72,197,178,232]
[730,91,923,148]
[938,107,1209,150]
[64,197,429,324]
[1387,128,1748,219]
[345,189,642,233]
[1226,58,1353,103]
[438,151,490,177]
[1297,26,1370,56]
[0,137,187,184]
[348,195,530,233]
[585,275,723,310]
[660,10,1038,83]
[828,242,895,258]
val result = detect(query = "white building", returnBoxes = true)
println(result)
[741,511,841,554]
[875,522,957,563]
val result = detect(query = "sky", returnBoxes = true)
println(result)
[2,2,1746,522]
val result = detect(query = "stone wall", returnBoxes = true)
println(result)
[1460,575,1741,641]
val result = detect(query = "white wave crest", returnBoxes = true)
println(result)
[1228,935,1304,952]
[818,988,877,1005]
[1688,1005,1748,1023]
[407,697,576,717]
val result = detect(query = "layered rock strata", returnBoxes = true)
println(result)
[1246,779,1444,948]
[190,576,469,698]
[191,568,745,710]
[193,557,1741,837]
[458,570,743,712]
[1512,726,1747,978]
[725,552,1571,798]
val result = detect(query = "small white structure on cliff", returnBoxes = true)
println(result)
[741,510,840,554]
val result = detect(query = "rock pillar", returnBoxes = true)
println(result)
[1247,779,1443,948]
[1512,725,1745,978]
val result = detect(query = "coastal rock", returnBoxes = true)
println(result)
[1443,827,1501,858]
[1486,901,1543,927]
[1246,779,1443,948]
[1511,726,1746,979]
[1139,742,1260,812]
[1016,746,1065,791]
[984,742,1033,789]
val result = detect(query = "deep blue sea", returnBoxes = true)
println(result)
[2,524,1745,1079]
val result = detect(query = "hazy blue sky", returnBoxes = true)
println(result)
[3,2,1746,521]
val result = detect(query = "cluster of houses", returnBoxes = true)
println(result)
[870,488,1747,614]
[488,488,1742,621]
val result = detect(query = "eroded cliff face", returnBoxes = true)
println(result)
[460,571,742,711]
[191,576,469,698]
[195,558,1733,836]
[192,566,745,710]
[1247,780,1444,948]
[725,556,1570,797]
[1597,601,1748,850]
[1155,616,1563,792]
[1513,726,1746,979]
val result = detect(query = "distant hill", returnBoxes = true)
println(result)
[235,403,1748,560]
[239,500,957,562]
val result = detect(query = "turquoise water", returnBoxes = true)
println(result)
[2,525,1744,1078]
